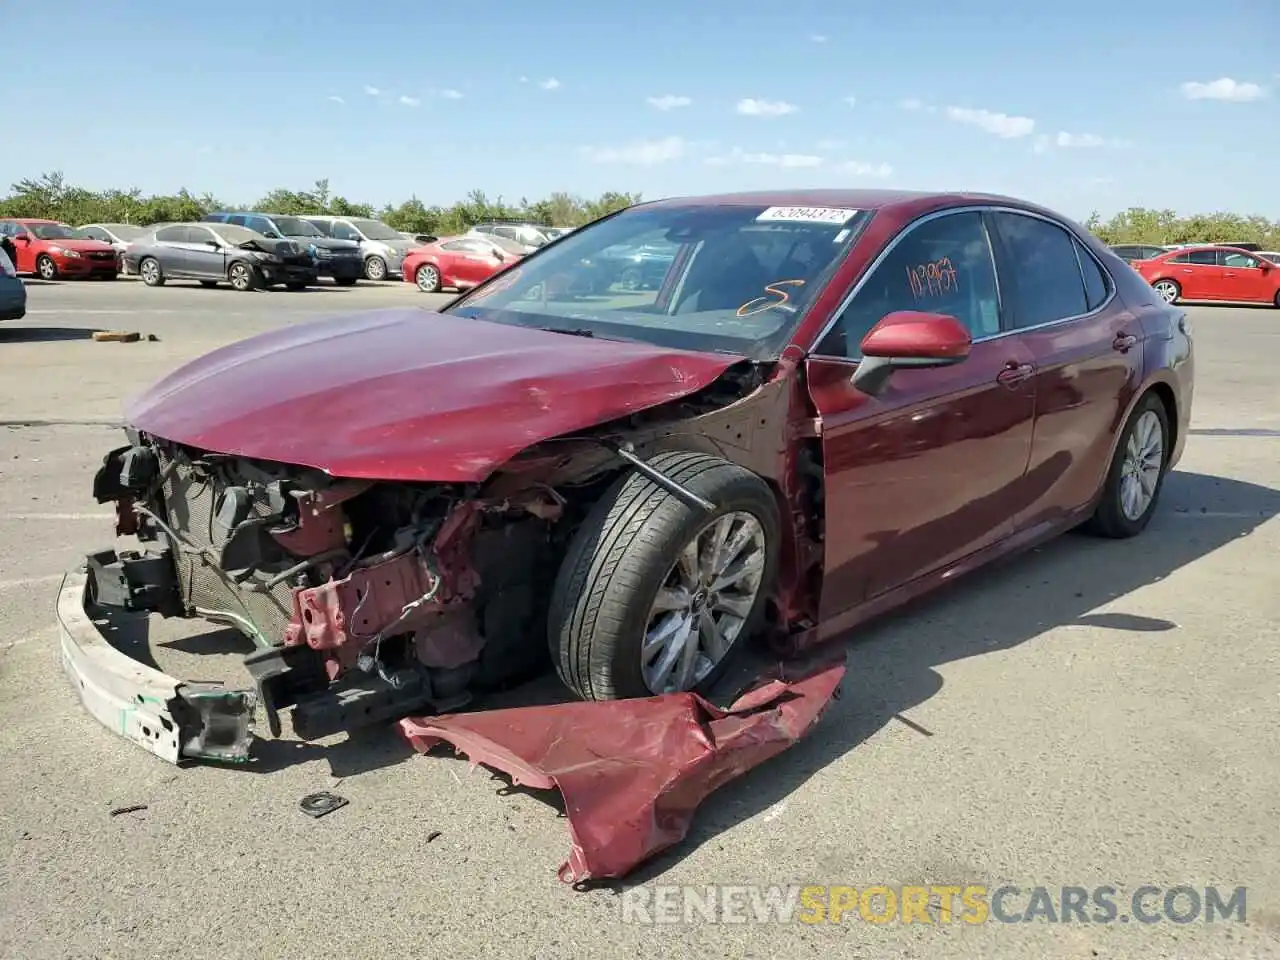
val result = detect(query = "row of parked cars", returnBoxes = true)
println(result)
[0,215,575,292]
[1110,241,1280,307]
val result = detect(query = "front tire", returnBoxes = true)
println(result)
[228,261,258,292]
[1084,393,1171,538]
[139,257,165,287]
[1153,279,1180,304]
[364,255,388,281]
[415,263,441,292]
[548,451,780,701]
[36,255,58,281]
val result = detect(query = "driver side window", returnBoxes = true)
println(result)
[816,210,1001,359]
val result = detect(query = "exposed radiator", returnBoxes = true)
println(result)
[157,453,295,644]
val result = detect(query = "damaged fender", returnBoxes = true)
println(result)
[398,654,846,883]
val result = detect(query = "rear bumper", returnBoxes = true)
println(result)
[55,555,257,764]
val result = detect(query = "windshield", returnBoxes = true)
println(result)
[104,224,145,241]
[351,218,402,241]
[30,223,79,240]
[446,203,871,359]
[272,216,324,237]
[207,223,262,246]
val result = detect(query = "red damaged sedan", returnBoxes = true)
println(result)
[402,234,525,292]
[61,189,1192,881]
[0,218,120,280]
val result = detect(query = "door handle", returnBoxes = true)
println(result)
[1112,333,1138,352]
[996,361,1034,387]
[1180,269,1193,274]
[1223,271,1238,278]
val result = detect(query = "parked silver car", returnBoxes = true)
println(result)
[122,222,320,291]
[301,215,415,281]
[77,223,149,274]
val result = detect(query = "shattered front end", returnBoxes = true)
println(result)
[63,428,561,763]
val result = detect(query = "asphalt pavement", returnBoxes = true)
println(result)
[0,279,1277,960]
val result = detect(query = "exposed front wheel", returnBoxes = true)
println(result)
[1084,393,1171,538]
[139,257,165,287]
[36,255,58,281]
[548,451,780,701]
[228,261,258,291]
[364,255,387,281]
[1153,279,1180,304]
[415,263,440,292]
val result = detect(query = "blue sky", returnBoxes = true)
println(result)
[4,0,1277,219]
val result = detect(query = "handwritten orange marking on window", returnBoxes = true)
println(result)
[906,258,958,300]
[736,279,806,317]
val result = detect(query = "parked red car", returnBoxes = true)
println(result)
[402,234,524,292]
[0,218,120,280]
[62,188,1191,804]
[1132,244,1280,306]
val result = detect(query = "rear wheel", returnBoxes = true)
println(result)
[364,255,388,281]
[1153,279,1180,304]
[415,263,440,292]
[139,257,165,287]
[548,452,780,701]
[36,255,58,281]
[1084,393,1171,538]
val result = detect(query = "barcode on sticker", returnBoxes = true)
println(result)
[756,206,859,225]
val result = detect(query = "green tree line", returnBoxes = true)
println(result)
[4,172,1280,248]
[0,172,641,235]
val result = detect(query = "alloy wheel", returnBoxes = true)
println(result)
[1119,410,1164,521]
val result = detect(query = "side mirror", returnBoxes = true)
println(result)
[851,310,972,396]
[207,239,220,248]
[14,235,31,243]
[1257,260,1272,271]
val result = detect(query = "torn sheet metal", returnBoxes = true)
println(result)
[398,654,846,883]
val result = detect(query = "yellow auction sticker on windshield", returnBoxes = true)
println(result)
[756,206,860,225]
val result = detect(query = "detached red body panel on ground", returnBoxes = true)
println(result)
[398,655,846,883]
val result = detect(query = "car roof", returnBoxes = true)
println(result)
[2,217,59,224]
[641,188,1050,214]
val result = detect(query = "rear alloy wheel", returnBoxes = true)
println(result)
[365,255,388,281]
[1084,393,1170,538]
[139,257,165,287]
[36,255,58,281]
[415,263,441,292]
[1153,279,1180,304]
[228,262,257,292]
[548,451,780,701]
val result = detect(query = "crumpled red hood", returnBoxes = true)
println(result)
[125,308,745,482]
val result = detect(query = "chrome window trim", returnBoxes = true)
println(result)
[807,204,1119,359]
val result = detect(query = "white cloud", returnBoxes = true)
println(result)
[843,95,857,108]
[743,152,824,168]
[364,85,380,96]
[736,97,798,117]
[327,95,345,104]
[646,94,692,110]
[581,136,685,165]
[539,77,562,91]
[1056,131,1106,148]
[945,105,1035,138]
[810,33,827,42]
[398,95,420,107]
[843,160,894,178]
[438,88,464,100]
[1180,77,1266,102]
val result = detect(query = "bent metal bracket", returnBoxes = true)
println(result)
[399,652,847,884]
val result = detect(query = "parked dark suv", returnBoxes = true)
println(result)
[201,212,363,285]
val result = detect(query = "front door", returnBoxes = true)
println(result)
[805,209,1037,617]
[1219,250,1274,303]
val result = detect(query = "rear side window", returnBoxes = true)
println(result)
[992,212,1088,328]
[1187,250,1217,265]
[1076,240,1111,311]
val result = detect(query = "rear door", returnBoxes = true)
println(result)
[804,208,1037,615]
[987,210,1145,530]
[149,225,191,276]
[183,226,226,279]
